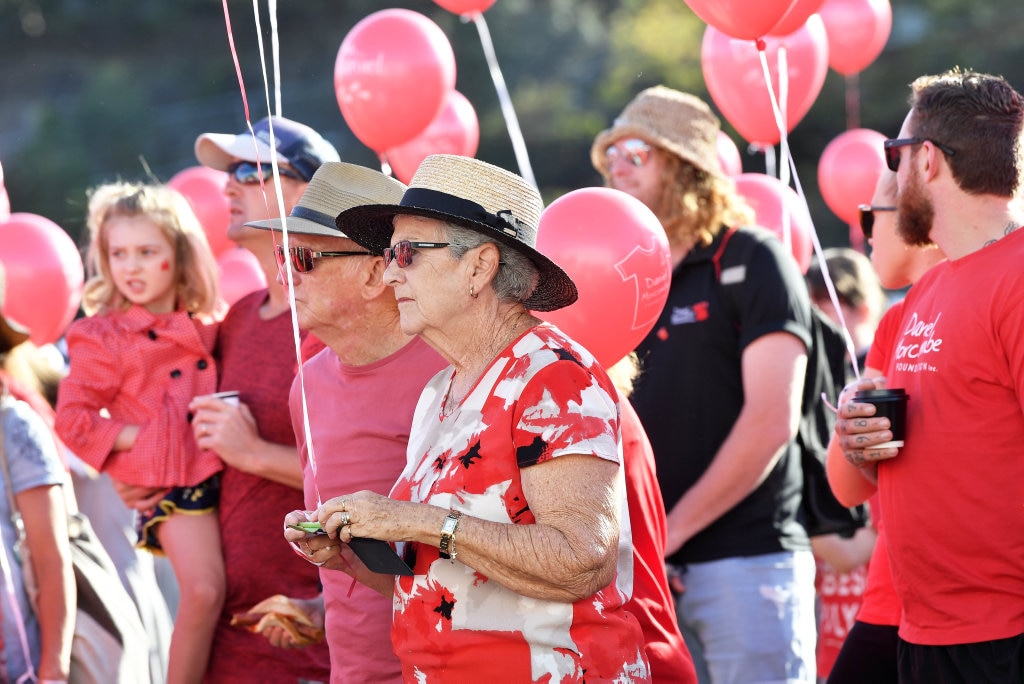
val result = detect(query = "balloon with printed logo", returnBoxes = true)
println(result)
[385,91,480,185]
[433,0,496,14]
[769,0,826,35]
[216,247,267,307]
[701,15,829,146]
[535,187,671,367]
[818,128,887,226]
[168,166,233,257]
[684,0,801,40]
[734,173,813,273]
[717,131,743,176]
[335,9,456,153]
[818,0,892,75]
[0,213,85,345]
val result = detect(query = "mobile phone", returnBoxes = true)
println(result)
[287,522,327,535]
[211,390,240,406]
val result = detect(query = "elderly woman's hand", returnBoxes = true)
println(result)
[316,491,403,543]
[835,376,900,472]
[283,509,343,568]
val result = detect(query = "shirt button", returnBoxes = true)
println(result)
[148,330,158,340]
[170,369,182,379]
[197,359,209,370]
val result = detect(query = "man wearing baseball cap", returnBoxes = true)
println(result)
[187,116,336,682]
[593,87,816,683]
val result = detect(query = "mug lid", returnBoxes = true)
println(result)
[854,388,908,399]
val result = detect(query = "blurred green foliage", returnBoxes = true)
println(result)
[1,0,1023,251]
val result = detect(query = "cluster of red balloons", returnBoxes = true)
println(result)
[333,8,483,183]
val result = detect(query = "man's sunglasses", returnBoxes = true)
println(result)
[382,240,450,268]
[228,161,304,184]
[605,138,653,168]
[857,205,897,240]
[274,245,371,273]
[883,138,956,172]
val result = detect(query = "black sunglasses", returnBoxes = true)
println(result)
[273,245,371,273]
[227,161,303,184]
[382,240,450,268]
[883,137,956,172]
[857,204,897,239]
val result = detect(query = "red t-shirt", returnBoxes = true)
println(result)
[203,291,330,683]
[880,233,1024,644]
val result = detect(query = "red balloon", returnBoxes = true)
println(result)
[685,0,800,40]
[216,247,267,306]
[168,166,233,257]
[385,91,480,185]
[0,213,85,345]
[717,131,743,176]
[769,0,826,35]
[535,188,671,368]
[334,9,456,153]
[702,16,829,146]
[817,128,887,225]
[733,173,814,273]
[819,0,892,75]
[433,0,496,14]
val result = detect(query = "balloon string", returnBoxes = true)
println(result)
[775,46,792,254]
[222,0,321,504]
[754,44,861,381]
[469,12,537,189]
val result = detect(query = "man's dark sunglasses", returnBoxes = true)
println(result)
[228,161,303,184]
[857,204,897,239]
[883,138,956,172]
[274,245,371,273]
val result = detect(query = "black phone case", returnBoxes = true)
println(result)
[348,537,414,576]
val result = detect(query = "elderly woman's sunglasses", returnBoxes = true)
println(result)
[605,138,652,168]
[274,245,371,273]
[382,240,450,268]
[228,161,303,184]
[857,205,897,239]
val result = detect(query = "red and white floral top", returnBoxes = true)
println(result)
[390,323,650,683]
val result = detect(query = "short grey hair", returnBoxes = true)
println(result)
[442,224,539,305]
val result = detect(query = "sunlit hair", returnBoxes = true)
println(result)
[606,351,640,398]
[82,182,221,318]
[442,223,540,305]
[910,68,1024,197]
[654,152,755,249]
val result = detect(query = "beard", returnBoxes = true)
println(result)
[897,166,936,247]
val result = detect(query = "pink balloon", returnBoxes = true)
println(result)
[168,166,233,257]
[769,0,826,35]
[733,173,814,273]
[216,247,267,307]
[819,0,892,75]
[385,91,480,185]
[0,188,9,223]
[702,16,829,146]
[0,213,85,345]
[334,9,456,153]
[817,128,887,225]
[717,131,743,176]
[685,0,800,40]
[535,188,672,368]
[433,0,496,14]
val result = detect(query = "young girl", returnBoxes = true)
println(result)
[55,182,226,684]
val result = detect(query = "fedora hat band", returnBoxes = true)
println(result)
[401,188,530,241]
[289,205,338,230]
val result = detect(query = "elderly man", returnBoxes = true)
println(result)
[248,162,447,683]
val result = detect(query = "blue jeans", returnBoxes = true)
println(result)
[674,550,817,684]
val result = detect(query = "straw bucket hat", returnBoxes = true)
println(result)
[0,262,30,354]
[591,85,725,181]
[247,162,407,237]
[337,154,578,312]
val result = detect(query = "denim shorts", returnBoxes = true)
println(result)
[674,550,817,683]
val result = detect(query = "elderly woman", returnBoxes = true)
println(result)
[283,154,650,682]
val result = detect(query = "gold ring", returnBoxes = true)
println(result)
[340,512,351,526]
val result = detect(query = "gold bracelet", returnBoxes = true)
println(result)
[439,509,462,560]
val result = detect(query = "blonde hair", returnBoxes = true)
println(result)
[657,153,755,249]
[81,182,221,318]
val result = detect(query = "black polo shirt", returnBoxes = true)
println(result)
[631,226,812,565]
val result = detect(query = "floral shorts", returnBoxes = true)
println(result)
[136,473,220,553]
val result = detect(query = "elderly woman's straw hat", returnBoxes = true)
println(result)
[591,85,725,181]
[337,154,578,312]
[246,162,407,237]
[0,262,30,354]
